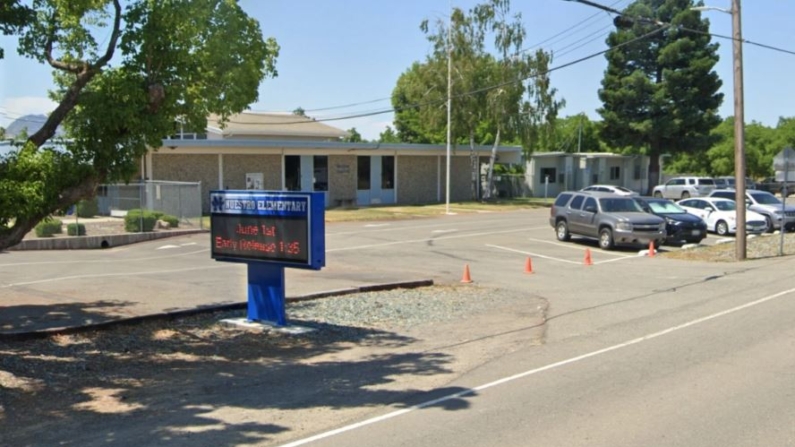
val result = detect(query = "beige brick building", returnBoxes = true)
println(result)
[144,112,522,212]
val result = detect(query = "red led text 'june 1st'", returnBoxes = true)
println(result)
[235,224,276,237]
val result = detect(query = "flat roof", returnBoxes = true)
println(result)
[159,139,523,153]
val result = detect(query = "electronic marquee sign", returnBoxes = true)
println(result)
[210,190,325,270]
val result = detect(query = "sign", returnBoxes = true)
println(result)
[773,147,795,171]
[210,190,325,270]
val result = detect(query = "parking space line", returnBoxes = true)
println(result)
[526,237,634,258]
[0,264,234,288]
[594,256,639,265]
[327,227,545,252]
[485,244,581,265]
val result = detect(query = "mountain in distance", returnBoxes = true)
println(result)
[4,114,65,139]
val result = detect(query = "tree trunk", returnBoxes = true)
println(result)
[648,138,662,195]
[484,128,501,201]
[0,176,98,251]
[469,131,478,201]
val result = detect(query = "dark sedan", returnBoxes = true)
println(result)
[634,197,708,244]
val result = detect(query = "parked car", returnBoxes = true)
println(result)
[579,185,639,196]
[713,176,757,190]
[757,177,794,197]
[708,189,795,232]
[652,177,716,199]
[634,197,708,244]
[677,197,768,236]
[550,191,666,250]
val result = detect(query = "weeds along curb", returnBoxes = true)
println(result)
[0,279,434,341]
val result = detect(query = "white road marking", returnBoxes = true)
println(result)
[431,229,458,234]
[0,248,210,268]
[326,227,546,252]
[326,215,539,236]
[157,245,180,250]
[364,224,390,228]
[276,285,795,447]
[180,242,198,247]
[526,237,634,258]
[485,244,581,265]
[0,264,234,288]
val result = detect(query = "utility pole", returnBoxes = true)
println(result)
[445,1,453,215]
[731,0,747,260]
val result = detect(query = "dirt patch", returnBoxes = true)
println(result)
[0,286,547,446]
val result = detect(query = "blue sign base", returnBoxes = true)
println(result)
[246,262,287,326]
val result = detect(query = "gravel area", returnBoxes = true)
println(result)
[0,285,536,427]
[663,232,795,262]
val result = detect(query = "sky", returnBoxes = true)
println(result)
[2,0,795,141]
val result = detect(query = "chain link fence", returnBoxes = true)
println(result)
[97,180,204,229]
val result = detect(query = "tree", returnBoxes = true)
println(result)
[552,113,603,153]
[344,127,363,143]
[292,107,307,117]
[598,0,723,191]
[0,0,279,250]
[0,0,33,59]
[378,126,401,143]
[0,127,5,140]
[394,0,563,200]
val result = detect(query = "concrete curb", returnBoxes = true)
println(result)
[0,279,434,341]
[9,229,208,251]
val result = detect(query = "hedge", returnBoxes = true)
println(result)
[67,223,87,236]
[124,209,158,232]
[77,199,99,218]
[160,214,179,228]
[35,219,63,237]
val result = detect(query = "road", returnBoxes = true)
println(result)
[3,209,794,447]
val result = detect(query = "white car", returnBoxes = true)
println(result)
[579,185,639,196]
[677,197,768,236]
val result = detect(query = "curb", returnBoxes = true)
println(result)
[0,279,434,341]
[9,229,208,251]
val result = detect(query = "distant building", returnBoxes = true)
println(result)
[526,152,651,198]
[145,112,522,211]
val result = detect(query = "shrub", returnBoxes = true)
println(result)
[124,209,157,232]
[160,214,179,228]
[151,211,165,220]
[77,199,99,218]
[67,223,87,236]
[35,219,63,237]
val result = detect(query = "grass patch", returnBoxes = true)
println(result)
[201,198,551,227]
[662,233,795,262]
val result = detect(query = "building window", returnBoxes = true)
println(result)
[313,156,328,192]
[381,156,395,189]
[285,155,301,191]
[634,164,641,180]
[357,156,371,190]
[558,173,565,184]
[540,167,556,183]
[592,174,599,184]
[610,166,620,180]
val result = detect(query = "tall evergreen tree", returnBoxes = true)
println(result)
[598,0,723,190]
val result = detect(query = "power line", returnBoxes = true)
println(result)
[230,25,670,126]
[680,26,795,57]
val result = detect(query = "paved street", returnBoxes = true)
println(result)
[1,209,732,333]
[3,208,795,446]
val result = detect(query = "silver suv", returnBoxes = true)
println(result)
[550,191,667,250]
[652,177,716,199]
[708,188,795,232]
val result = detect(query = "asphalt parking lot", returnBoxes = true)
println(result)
[0,208,752,334]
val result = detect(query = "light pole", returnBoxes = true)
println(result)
[693,1,746,261]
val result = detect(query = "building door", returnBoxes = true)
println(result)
[357,156,396,206]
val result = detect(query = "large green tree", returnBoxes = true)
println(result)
[598,0,723,191]
[393,0,563,199]
[553,113,604,153]
[0,0,33,59]
[0,0,278,250]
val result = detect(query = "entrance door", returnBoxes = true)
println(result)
[357,156,396,206]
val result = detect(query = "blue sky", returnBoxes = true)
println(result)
[2,0,794,140]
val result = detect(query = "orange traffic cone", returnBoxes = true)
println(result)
[584,248,593,266]
[524,257,534,274]
[461,264,473,283]
[648,241,656,257]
